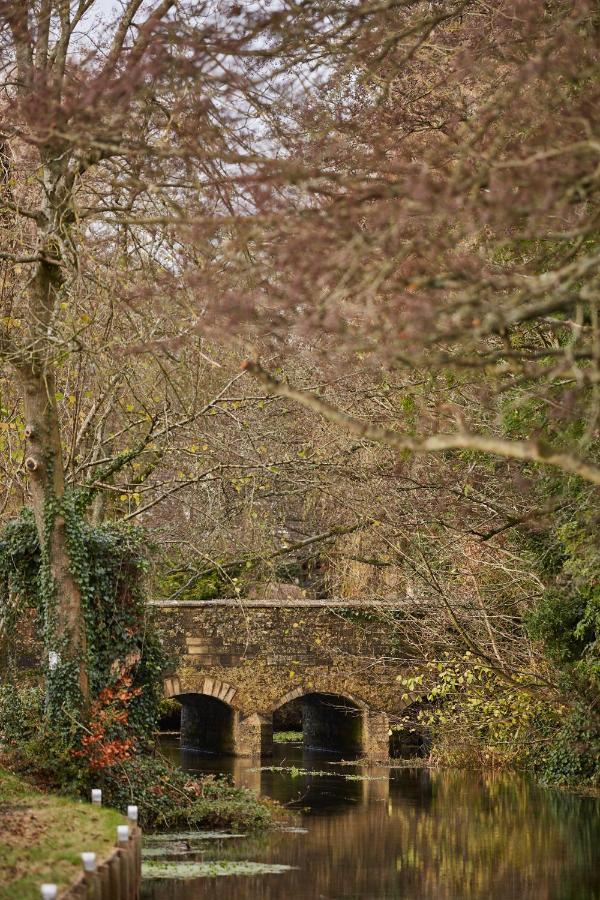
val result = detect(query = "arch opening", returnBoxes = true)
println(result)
[176,692,235,754]
[274,692,365,755]
[158,697,182,733]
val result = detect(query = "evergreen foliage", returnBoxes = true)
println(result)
[0,504,165,759]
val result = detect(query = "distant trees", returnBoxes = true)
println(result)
[236,0,600,777]
[0,0,329,711]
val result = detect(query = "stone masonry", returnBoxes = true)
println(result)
[152,598,414,759]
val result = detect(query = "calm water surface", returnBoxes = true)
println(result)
[141,736,600,900]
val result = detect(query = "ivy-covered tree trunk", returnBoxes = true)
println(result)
[16,226,89,709]
[21,363,89,704]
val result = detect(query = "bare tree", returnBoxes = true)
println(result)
[0,0,328,704]
[240,1,600,485]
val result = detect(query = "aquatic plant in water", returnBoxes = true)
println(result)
[142,860,296,878]
[144,831,245,843]
[252,765,386,780]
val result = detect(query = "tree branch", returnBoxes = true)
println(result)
[242,361,600,486]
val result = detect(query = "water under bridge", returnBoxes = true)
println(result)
[151,596,420,759]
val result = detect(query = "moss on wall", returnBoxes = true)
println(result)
[157,605,409,716]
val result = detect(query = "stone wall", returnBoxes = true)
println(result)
[154,600,413,759]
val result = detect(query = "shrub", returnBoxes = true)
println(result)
[401,655,600,787]
[0,682,43,745]
[100,755,277,831]
[0,682,279,830]
[527,701,600,787]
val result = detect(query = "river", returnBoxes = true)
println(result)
[141,737,600,900]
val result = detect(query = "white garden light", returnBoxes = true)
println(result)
[81,852,97,873]
[40,886,57,900]
[127,804,138,823]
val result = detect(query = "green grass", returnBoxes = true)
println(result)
[272,731,303,743]
[0,767,125,900]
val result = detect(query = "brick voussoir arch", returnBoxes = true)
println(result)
[272,685,369,712]
[164,674,239,707]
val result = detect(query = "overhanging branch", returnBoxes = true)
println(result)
[242,360,600,486]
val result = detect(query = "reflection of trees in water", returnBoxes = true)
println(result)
[382,771,600,900]
[146,754,600,900]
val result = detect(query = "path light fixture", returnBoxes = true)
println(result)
[117,824,130,845]
[40,886,57,899]
[127,804,138,824]
[91,788,102,805]
[81,852,97,873]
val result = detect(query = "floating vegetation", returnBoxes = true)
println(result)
[330,758,435,768]
[252,765,387,781]
[143,847,199,858]
[344,773,388,781]
[144,831,245,844]
[142,860,296,879]
[385,759,436,768]
[250,765,329,777]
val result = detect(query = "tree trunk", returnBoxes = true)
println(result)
[21,365,89,701]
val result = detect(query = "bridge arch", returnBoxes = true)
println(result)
[175,692,236,755]
[273,687,372,755]
[164,677,274,757]
[165,678,241,755]
[164,675,239,706]
[273,686,368,712]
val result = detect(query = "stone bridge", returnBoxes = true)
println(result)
[152,598,417,760]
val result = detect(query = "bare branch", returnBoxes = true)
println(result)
[243,361,600,486]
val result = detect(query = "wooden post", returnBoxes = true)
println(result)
[81,852,98,900]
[107,854,121,900]
[96,862,110,900]
[132,826,142,891]
[84,873,102,900]
[119,848,130,900]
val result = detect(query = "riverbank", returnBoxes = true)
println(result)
[0,750,286,899]
[0,766,126,900]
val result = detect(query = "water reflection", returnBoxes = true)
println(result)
[144,738,600,900]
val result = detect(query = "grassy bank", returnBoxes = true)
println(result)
[98,755,282,832]
[273,731,303,743]
[0,767,125,900]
